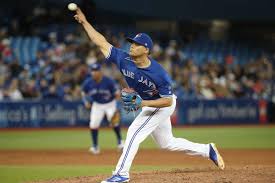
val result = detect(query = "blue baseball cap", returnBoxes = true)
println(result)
[89,63,101,71]
[126,33,153,52]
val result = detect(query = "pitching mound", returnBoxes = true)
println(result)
[1,149,274,183]
[34,165,275,183]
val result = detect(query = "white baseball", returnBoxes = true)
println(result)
[68,3,77,11]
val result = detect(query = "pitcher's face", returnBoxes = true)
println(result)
[129,42,149,57]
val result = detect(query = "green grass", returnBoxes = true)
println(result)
[0,165,171,183]
[0,165,106,183]
[0,126,275,183]
[0,127,274,150]
[172,127,275,149]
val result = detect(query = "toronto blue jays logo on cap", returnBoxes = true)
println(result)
[134,33,142,38]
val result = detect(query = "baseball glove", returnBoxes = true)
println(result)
[121,88,142,112]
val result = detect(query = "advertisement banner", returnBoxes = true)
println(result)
[0,100,90,127]
[178,99,260,124]
[0,99,262,127]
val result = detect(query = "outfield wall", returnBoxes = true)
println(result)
[0,99,269,127]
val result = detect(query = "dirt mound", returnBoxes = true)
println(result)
[33,165,275,183]
[1,149,274,183]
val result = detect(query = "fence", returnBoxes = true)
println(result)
[0,99,268,128]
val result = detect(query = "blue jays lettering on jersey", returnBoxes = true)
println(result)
[106,47,173,100]
[81,76,118,104]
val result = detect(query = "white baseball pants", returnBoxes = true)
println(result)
[114,95,210,177]
[89,99,117,129]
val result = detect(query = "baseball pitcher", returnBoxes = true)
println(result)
[74,8,225,183]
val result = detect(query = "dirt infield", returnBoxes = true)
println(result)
[1,149,275,183]
[34,166,275,183]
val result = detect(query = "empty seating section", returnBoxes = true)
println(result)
[10,36,40,65]
[182,39,269,65]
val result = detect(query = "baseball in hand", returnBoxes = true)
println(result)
[68,3,77,11]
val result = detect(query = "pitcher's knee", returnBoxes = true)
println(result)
[158,140,173,150]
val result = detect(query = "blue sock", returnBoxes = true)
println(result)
[113,126,122,144]
[90,129,98,148]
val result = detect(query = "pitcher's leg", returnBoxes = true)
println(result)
[151,118,209,157]
[89,103,105,154]
[105,101,123,146]
[114,108,160,177]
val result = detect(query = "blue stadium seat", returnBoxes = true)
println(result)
[10,36,41,66]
